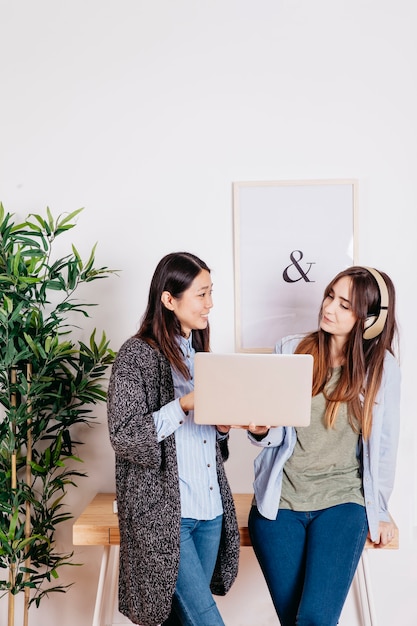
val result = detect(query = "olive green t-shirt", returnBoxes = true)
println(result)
[280,367,365,511]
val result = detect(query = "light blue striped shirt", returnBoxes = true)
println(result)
[152,334,223,520]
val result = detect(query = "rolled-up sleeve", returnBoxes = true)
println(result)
[153,398,186,442]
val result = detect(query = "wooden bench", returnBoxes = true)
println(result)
[73,493,398,625]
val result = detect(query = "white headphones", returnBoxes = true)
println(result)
[363,267,389,340]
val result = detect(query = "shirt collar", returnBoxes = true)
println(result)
[178,332,193,355]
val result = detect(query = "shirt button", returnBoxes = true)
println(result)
[203,439,207,444]
[210,486,213,490]
[207,464,211,468]
[179,420,183,425]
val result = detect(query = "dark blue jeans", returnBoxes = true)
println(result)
[162,515,225,626]
[248,503,368,626]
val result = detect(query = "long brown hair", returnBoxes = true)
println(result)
[295,266,398,439]
[136,252,211,379]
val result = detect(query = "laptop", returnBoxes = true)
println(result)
[193,352,313,427]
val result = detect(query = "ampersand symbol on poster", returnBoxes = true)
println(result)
[282,250,316,283]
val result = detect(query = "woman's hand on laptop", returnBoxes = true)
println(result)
[179,391,194,414]
[216,425,231,434]
[227,424,270,435]
[247,423,270,436]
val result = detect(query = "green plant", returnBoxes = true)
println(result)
[0,204,116,625]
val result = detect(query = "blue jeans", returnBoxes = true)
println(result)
[248,503,368,626]
[162,515,225,626]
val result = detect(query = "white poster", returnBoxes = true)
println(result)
[233,180,357,352]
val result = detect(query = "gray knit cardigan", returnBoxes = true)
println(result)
[107,337,240,626]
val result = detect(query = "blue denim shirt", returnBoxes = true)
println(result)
[249,334,401,542]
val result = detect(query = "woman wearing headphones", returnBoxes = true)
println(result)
[247,266,400,626]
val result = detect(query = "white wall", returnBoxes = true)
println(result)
[1,1,416,625]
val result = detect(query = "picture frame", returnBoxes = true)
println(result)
[233,179,358,352]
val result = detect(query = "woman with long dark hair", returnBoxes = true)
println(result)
[107,252,239,626]
[248,266,400,626]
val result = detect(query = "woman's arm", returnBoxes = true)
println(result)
[107,339,164,467]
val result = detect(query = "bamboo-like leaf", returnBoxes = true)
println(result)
[80,242,97,276]
[18,275,42,283]
[23,332,40,358]
[12,247,22,276]
[29,462,47,474]
[55,208,84,229]
[0,529,13,554]
[24,220,43,232]
[44,279,66,291]
[14,535,45,551]
[71,244,82,269]
[12,234,45,250]
[46,206,54,233]
[9,301,25,323]
[44,335,53,353]
[8,508,20,541]
[67,259,79,290]
[4,294,14,314]
[26,213,48,232]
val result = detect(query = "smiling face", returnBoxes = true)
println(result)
[320,275,358,341]
[161,269,213,338]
